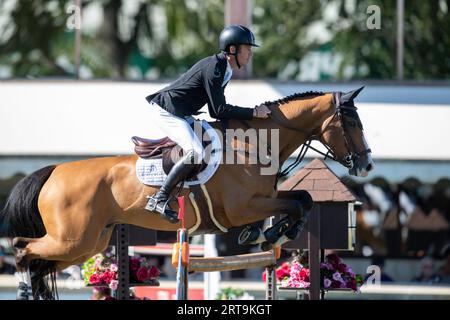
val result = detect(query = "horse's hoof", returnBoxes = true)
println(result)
[284,220,303,240]
[264,221,290,244]
[16,282,31,300]
[260,241,273,252]
[238,225,261,245]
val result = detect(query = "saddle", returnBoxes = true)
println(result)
[132,136,209,177]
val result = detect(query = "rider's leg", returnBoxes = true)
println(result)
[145,102,203,223]
[146,150,199,223]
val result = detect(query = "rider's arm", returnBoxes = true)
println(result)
[203,62,254,120]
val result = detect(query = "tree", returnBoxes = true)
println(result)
[252,0,324,79]
[0,0,71,77]
[329,0,450,80]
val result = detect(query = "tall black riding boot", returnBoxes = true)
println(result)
[145,150,197,223]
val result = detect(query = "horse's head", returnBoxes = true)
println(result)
[318,87,374,177]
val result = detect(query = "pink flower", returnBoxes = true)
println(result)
[288,278,310,288]
[110,263,118,272]
[109,280,118,291]
[94,259,103,269]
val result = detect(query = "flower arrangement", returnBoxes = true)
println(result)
[319,253,363,291]
[82,252,119,290]
[262,252,363,292]
[82,252,161,291]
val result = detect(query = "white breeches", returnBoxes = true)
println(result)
[147,101,204,159]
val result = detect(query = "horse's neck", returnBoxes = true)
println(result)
[207,93,334,165]
[263,94,335,163]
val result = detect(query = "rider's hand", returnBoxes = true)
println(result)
[253,104,272,119]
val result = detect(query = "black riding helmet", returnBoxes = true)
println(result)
[219,25,259,68]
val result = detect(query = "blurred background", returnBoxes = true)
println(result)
[0,0,450,299]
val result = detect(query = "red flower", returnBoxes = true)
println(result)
[338,263,347,273]
[89,274,103,285]
[327,254,341,267]
[148,266,160,279]
[347,278,357,291]
[130,258,141,272]
[280,262,290,271]
[100,270,117,284]
[276,268,290,281]
[137,267,150,282]
[331,280,341,289]
[299,268,309,281]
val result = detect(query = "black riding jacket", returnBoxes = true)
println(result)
[145,52,254,120]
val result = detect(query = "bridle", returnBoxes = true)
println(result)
[275,92,371,180]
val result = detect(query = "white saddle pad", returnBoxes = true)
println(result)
[135,120,222,186]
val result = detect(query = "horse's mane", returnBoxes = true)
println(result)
[262,91,326,108]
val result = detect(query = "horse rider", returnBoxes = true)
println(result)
[145,25,272,223]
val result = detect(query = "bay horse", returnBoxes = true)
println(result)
[0,87,374,299]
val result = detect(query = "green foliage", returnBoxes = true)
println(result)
[0,0,71,77]
[252,0,323,79]
[81,255,97,286]
[0,0,449,79]
[330,0,450,80]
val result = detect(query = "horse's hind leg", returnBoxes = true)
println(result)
[55,225,115,273]
[262,190,313,248]
[12,232,101,299]
[12,237,35,300]
[238,191,313,249]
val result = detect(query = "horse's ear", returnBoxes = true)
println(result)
[341,86,365,104]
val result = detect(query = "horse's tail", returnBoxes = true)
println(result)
[0,165,58,300]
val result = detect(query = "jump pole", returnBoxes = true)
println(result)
[172,196,280,300]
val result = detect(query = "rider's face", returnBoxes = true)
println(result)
[229,45,253,68]
[237,45,253,66]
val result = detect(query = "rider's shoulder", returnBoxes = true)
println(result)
[203,53,227,78]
